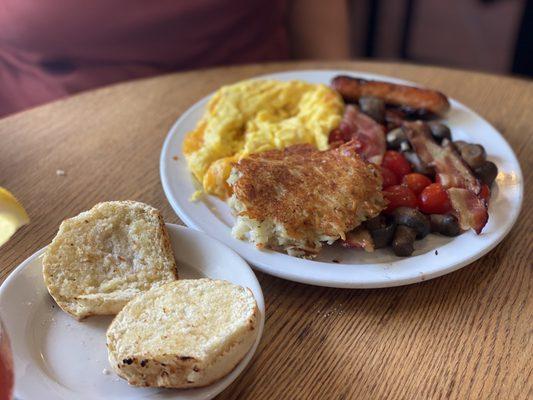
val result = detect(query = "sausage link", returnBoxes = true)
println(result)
[331,75,450,117]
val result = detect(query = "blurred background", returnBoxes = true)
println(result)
[0,0,531,118]
[349,0,530,75]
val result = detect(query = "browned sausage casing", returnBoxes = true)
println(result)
[331,76,450,117]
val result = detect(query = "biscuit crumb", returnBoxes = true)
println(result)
[172,156,179,161]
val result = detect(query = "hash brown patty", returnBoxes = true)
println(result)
[228,141,386,256]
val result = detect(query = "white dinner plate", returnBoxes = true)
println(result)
[0,225,264,400]
[160,69,523,288]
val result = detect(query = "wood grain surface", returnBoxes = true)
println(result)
[0,61,531,399]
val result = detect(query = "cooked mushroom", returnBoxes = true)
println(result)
[474,161,498,186]
[400,141,411,152]
[428,122,452,143]
[459,143,486,169]
[359,96,385,124]
[453,140,468,153]
[365,215,385,231]
[365,215,396,248]
[429,214,461,237]
[393,207,430,239]
[386,127,408,150]
[392,225,417,256]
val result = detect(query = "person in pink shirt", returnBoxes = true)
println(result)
[0,0,349,117]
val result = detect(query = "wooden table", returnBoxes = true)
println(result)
[0,61,531,399]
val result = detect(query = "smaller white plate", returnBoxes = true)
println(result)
[0,225,264,400]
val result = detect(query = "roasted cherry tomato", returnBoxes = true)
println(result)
[480,184,490,204]
[380,166,399,188]
[419,183,451,214]
[382,150,412,179]
[383,185,418,213]
[402,173,432,195]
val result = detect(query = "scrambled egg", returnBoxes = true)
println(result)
[183,79,344,199]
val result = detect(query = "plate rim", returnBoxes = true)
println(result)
[0,224,265,400]
[159,68,524,288]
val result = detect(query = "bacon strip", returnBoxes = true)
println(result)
[332,105,386,164]
[404,122,480,194]
[404,121,488,234]
[342,227,375,252]
[402,122,434,164]
[447,188,488,234]
[331,76,450,117]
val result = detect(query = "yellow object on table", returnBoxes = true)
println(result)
[0,188,29,247]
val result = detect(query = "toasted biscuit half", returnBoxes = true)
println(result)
[43,201,178,320]
[106,279,258,388]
